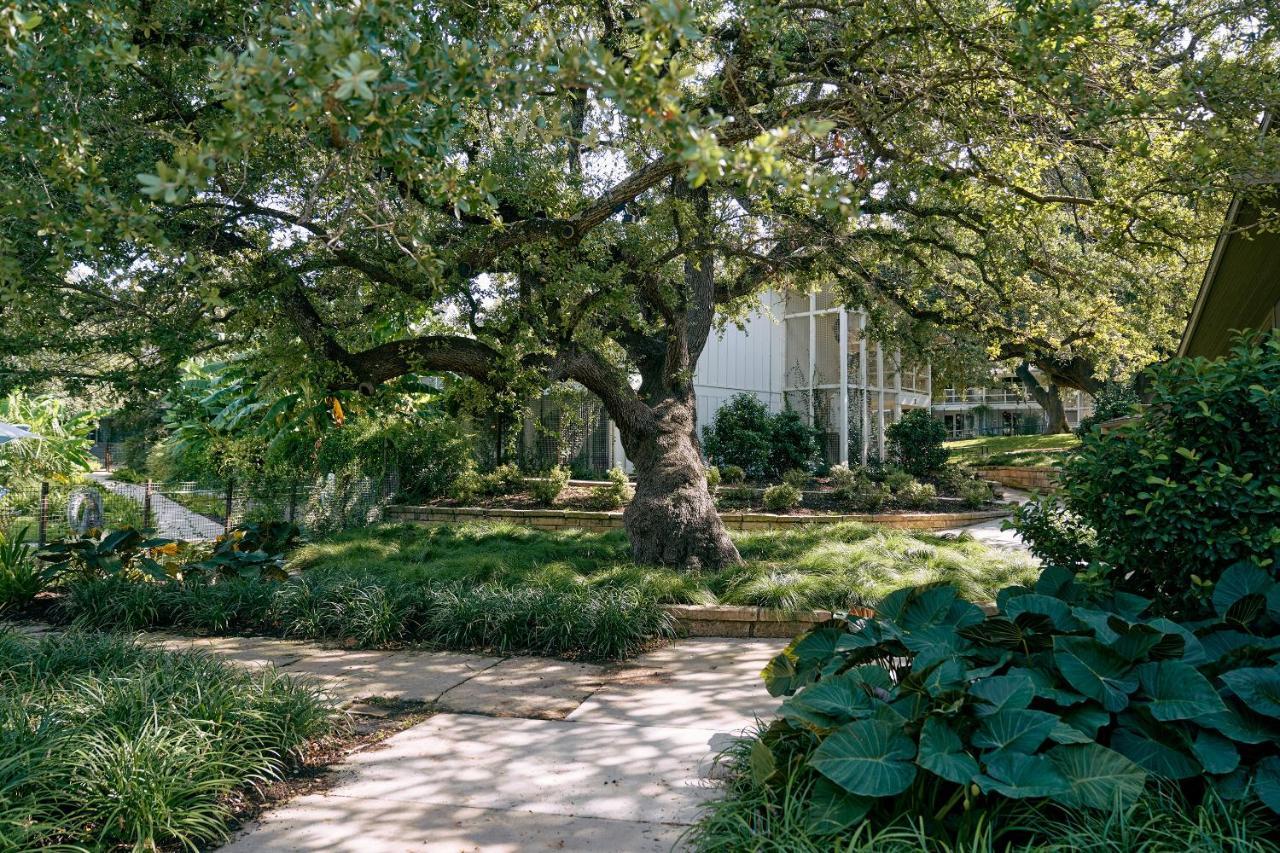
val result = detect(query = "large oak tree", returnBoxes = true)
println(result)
[2,0,1276,566]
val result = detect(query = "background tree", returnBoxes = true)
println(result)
[2,0,1276,567]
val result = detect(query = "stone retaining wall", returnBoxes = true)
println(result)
[665,602,998,638]
[386,504,1010,533]
[975,465,1058,492]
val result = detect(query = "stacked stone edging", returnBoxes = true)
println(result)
[975,465,1058,492]
[385,504,1011,533]
[664,601,999,638]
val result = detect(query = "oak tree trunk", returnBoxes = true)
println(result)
[1016,362,1070,434]
[617,396,741,569]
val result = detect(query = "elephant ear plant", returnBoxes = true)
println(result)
[754,562,1280,840]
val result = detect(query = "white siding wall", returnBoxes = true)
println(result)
[692,291,786,431]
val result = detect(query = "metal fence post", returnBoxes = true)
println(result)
[224,479,234,535]
[38,481,49,546]
[143,480,153,532]
[288,479,299,524]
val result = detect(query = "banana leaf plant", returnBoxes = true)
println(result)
[36,527,178,582]
[756,561,1280,837]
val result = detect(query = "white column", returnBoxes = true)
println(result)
[893,348,903,422]
[876,344,886,460]
[858,313,869,465]
[838,307,849,464]
[807,295,816,425]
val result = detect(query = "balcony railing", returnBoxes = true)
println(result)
[938,388,1031,405]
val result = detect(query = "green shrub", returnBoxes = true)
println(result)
[894,480,936,509]
[955,477,994,509]
[1075,382,1140,438]
[703,394,776,479]
[750,565,1280,847]
[1007,495,1097,568]
[109,466,148,484]
[782,468,811,489]
[528,466,569,505]
[0,529,41,610]
[592,466,633,509]
[721,464,746,484]
[0,630,335,851]
[1035,331,1280,616]
[770,408,823,477]
[827,464,860,490]
[763,484,803,513]
[882,467,915,493]
[885,409,948,477]
[705,465,721,490]
[718,484,755,508]
[834,481,889,513]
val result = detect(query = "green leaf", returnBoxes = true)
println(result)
[1219,668,1280,718]
[804,778,872,835]
[1053,637,1138,712]
[1134,661,1226,721]
[971,708,1058,754]
[969,673,1036,716]
[1005,594,1079,631]
[917,716,979,785]
[780,672,876,728]
[977,752,1069,799]
[1212,561,1273,621]
[1254,756,1280,814]
[1048,721,1094,744]
[1191,730,1240,775]
[1048,743,1147,810]
[809,719,918,797]
[1110,729,1199,780]
[749,739,777,786]
[1203,704,1280,745]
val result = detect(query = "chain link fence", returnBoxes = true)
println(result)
[0,470,400,545]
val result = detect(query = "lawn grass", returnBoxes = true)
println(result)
[0,628,337,850]
[945,433,1081,467]
[290,521,1038,612]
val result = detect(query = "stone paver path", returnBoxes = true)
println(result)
[219,637,784,852]
[941,487,1037,556]
[94,473,226,540]
[0,620,783,852]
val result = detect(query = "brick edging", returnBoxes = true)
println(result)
[974,465,1058,492]
[665,601,999,638]
[385,504,1011,533]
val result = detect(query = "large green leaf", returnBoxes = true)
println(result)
[781,672,877,728]
[809,719,917,797]
[749,739,777,786]
[1145,618,1204,665]
[1219,668,1280,718]
[1254,756,1280,814]
[977,752,1069,799]
[804,778,872,835]
[764,625,848,696]
[968,673,1035,717]
[1191,730,1240,775]
[1004,594,1080,632]
[1110,728,1199,780]
[1212,561,1273,622]
[1203,704,1280,745]
[917,716,979,785]
[971,708,1058,754]
[1134,661,1226,721]
[1048,743,1147,810]
[1053,637,1138,712]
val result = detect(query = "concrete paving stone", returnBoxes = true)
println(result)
[436,657,608,720]
[220,795,685,852]
[283,649,502,703]
[313,713,721,825]
[567,638,785,732]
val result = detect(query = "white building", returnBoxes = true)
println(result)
[515,290,930,473]
[931,373,1094,438]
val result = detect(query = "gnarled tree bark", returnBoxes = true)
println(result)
[1015,362,1070,434]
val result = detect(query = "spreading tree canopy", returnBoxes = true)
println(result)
[2,0,1276,566]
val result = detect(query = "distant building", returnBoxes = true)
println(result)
[930,370,1094,439]
[512,289,932,473]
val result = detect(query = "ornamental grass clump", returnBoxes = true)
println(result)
[737,560,1280,847]
[0,630,336,851]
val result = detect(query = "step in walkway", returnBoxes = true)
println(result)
[6,622,784,851]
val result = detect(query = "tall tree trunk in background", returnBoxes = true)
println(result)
[616,393,738,569]
[1016,362,1070,434]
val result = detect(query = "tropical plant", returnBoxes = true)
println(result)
[186,521,299,582]
[36,527,177,582]
[885,410,949,477]
[1032,332,1280,617]
[754,564,1280,844]
[0,529,42,610]
[0,392,97,486]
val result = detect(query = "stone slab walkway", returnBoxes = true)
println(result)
[2,621,785,851]
[940,487,1037,556]
[217,637,783,852]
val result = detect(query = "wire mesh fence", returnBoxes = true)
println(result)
[0,471,400,545]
